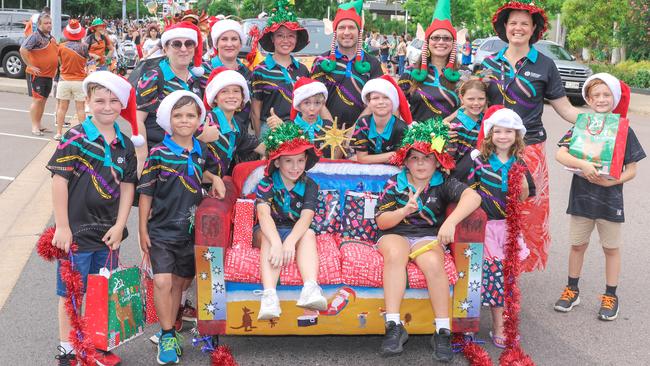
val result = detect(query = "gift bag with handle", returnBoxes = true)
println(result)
[140,254,158,324]
[341,191,379,242]
[311,189,341,234]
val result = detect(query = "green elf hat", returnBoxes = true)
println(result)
[390,117,455,171]
[89,17,106,31]
[320,0,371,75]
[263,122,322,176]
[492,0,548,44]
[258,0,309,53]
[412,0,460,83]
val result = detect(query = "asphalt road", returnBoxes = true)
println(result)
[0,90,649,365]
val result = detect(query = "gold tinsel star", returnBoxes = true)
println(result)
[313,117,354,159]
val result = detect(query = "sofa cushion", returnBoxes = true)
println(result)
[340,239,384,287]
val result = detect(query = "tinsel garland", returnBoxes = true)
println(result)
[263,122,307,152]
[266,0,298,25]
[37,226,96,365]
[400,118,449,147]
[211,345,238,366]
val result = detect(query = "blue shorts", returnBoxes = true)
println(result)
[56,248,118,297]
[253,224,292,242]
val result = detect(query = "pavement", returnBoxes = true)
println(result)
[0,88,650,365]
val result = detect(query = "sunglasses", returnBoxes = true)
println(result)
[169,40,196,49]
[429,35,453,43]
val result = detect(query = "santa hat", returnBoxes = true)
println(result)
[476,105,526,148]
[161,21,205,76]
[203,67,250,110]
[82,71,144,147]
[391,117,455,170]
[492,0,548,44]
[263,122,321,176]
[321,0,370,75]
[156,90,206,136]
[290,77,328,120]
[361,75,413,124]
[258,0,309,53]
[582,72,631,118]
[63,19,85,41]
[412,0,459,83]
[210,19,246,51]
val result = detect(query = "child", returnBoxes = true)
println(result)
[352,75,413,163]
[199,67,265,176]
[375,118,481,362]
[553,73,645,321]
[254,123,327,320]
[138,90,225,365]
[47,71,142,365]
[467,106,534,348]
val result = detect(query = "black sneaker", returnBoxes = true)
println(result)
[55,346,77,366]
[598,294,619,321]
[554,286,580,312]
[431,328,453,363]
[380,321,408,357]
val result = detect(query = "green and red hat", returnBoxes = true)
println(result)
[263,122,321,176]
[258,0,309,53]
[320,0,371,75]
[492,0,548,44]
[390,117,455,170]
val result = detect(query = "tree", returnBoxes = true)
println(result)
[619,0,650,61]
[207,0,238,17]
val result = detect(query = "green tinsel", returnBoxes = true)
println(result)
[267,0,298,27]
[263,122,304,152]
[400,117,450,147]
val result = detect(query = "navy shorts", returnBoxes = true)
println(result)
[26,73,53,99]
[56,248,117,297]
[253,224,292,242]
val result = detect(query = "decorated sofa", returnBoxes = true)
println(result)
[193,160,486,337]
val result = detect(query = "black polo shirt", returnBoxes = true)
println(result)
[558,125,645,223]
[480,46,565,145]
[293,114,334,158]
[135,58,204,150]
[201,106,259,177]
[46,118,137,252]
[398,65,460,121]
[255,171,319,228]
[311,48,383,128]
[376,169,468,237]
[137,135,216,242]
[201,56,253,131]
[352,115,407,154]
[448,108,482,161]
[467,154,535,221]
[252,54,309,124]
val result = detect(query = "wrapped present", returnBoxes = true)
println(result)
[569,112,629,179]
[341,191,379,242]
[340,239,384,287]
[311,190,341,234]
[232,199,255,248]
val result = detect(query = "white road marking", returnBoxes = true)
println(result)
[0,176,15,181]
[0,107,74,118]
[0,132,50,141]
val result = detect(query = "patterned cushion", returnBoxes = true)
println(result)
[340,239,384,287]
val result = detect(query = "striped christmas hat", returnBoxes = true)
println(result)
[320,0,371,75]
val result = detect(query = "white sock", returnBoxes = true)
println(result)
[435,317,450,333]
[386,313,401,324]
[181,289,188,305]
[60,341,74,354]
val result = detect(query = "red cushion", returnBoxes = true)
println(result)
[224,246,261,283]
[340,239,384,287]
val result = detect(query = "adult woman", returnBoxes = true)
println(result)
[398,0,460,121]
[250,0,310,137]
[86,18,115,71]
[142,24,163,59]
[481,0,581,271]
[396,35,407,76]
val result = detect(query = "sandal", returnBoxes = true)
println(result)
[53,133,62,141]
[39,127,53,133]
[489,331,506,349]
[31,130,44,136]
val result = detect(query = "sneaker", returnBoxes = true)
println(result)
[296,282,328,311]
[255,289,281,320]
[174,307,183,332]
[598,294,619,321]
[94,350,121,366]
[554,286,580,312]
[380,321,408,357]
[150,331,184,354]
[181,300,197,322]
[157,332,180,365]
[431,328,453,363]
[55,346,77,366]
[149,330,162,345]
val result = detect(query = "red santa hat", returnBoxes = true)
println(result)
[203,67,250,110]
[210,18,246,50]
[582,72,631,118]
[82,71,144,147]
[290,77,328,120]
[476,105,526,148]
[156,90,206,136]
[361,75,413,124]
[161,21,205,76]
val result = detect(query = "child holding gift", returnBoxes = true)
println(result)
[352,75,412,164]
[254,123,327,320]
[138,90,225,365]
[554,73,645,321]
[47,71,142,365]
[467,106,534,348]
[375,118,481,362]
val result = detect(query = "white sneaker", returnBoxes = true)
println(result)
[255,289,281,320]
[296,282,328,311]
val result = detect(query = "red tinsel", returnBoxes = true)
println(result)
[211,345,238,366]
[37,226,77,261]
[456,334,493,366]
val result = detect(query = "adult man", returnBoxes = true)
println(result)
[311,0,383,129]
[20,13,58,136]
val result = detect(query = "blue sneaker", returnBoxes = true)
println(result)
[149,330,162,345]
[157,332,180,365]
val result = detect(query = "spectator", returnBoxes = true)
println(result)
[396,35,407,76]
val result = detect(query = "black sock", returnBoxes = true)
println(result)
[605,285,617,296]
[162,328,175,336]
[568,276,579,288]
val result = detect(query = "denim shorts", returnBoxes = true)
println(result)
[253,224,292,242]
[56,248,117,297]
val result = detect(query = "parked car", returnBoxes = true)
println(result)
[473,36,592,105]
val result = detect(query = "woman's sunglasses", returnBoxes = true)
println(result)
[169,40,196,49]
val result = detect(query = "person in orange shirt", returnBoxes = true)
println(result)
[55,19,89,140]
[86,18,115,71]
[19,12,58,136]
